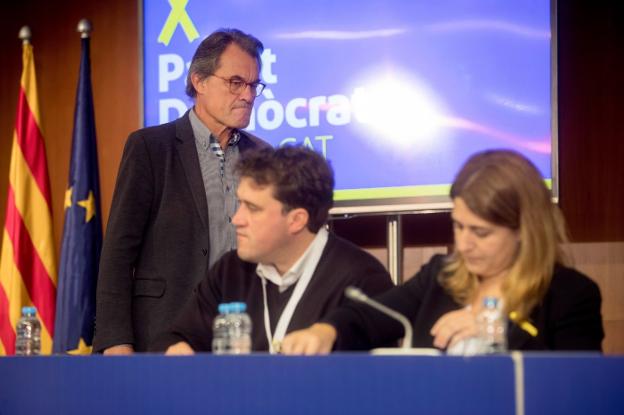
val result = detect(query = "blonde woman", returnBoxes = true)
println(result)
[281,150,604,354]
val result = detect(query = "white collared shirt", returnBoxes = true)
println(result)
[256,227,329,293]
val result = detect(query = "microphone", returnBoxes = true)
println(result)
[345,286,413,349]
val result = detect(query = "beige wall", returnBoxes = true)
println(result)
[569,243,624,354]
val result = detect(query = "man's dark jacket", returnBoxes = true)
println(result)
[93,111,266,352]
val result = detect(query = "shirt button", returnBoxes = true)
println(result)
[227,216,232,223]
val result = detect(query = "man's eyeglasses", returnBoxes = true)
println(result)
[210,74,266,97]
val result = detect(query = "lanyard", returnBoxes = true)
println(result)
[260,233,327,354]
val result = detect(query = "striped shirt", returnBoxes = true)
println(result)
[189,108,241,267]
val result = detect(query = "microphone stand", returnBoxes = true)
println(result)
[345,286,440,356]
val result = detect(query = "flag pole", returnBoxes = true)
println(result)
[1,25,58,355]
[52,17,101,354]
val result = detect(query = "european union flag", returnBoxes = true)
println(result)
[53,32,102,354]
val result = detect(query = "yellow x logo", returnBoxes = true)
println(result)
[158,0,200,46]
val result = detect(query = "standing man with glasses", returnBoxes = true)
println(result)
[93,29,269,354]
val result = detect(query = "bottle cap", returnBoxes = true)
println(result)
[230,302,247,313]
[21,306,37,315]
[482,297,499,308]
[217,303,230,314]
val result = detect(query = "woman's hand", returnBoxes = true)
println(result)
[281,323,338,355]
[430,308,478,350]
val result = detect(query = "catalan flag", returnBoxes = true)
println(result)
[53,33,102,354]
[0,38,57,355]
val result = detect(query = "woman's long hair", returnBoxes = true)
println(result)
[440,150,569,321]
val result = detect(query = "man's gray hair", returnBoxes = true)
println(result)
[185,28,264,98]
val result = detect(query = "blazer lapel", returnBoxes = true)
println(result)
[507,307,542,350]
[507,321,531,349]
[239,130,271,153]
[175,111,208,229]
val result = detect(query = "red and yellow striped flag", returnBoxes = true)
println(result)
[0,40,57,355]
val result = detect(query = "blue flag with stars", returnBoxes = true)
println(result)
[53,35,102,354]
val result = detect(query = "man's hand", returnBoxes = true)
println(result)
[281,323,337,355]
[103,344,134,355]
[165,341,195,355]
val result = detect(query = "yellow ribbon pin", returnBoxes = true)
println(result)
[509,311,538,337]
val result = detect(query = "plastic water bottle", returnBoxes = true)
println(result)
[15,306,41,356]
[477,297,507,353]
[228,302,252,354]
[212,303,232,354]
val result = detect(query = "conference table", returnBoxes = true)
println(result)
[0,352,622,414]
